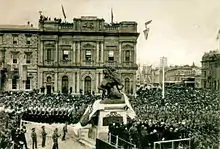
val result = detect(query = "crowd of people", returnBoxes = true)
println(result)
[0,90,99,124]
[0,85,219,149]
[109,85,219,149]
[0,107,26,149]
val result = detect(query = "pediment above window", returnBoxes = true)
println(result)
[122,44,133,50]
[24,51,32,55]
[44,41,55,47]
[11,51,19,55]
[60,45,71,49]
[82,43,95,49]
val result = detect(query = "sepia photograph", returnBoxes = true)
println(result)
[0,0,219,149]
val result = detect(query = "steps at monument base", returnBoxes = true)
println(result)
[78,137,96,149]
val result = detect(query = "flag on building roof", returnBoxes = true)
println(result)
[216,29,220,40]
[111,8,114,24]
[61,5,66,19]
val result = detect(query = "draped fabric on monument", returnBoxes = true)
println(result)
[79,99,103,126]
[78,94,136,127]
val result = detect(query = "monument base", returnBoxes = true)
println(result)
[75,93,136,148]
[95,103,128,141]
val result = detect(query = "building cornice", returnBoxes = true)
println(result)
[0,29,140,37]
[37,65,138,70]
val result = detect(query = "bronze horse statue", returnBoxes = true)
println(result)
[98,66,124,99]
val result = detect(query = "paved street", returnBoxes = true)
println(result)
[24,122,86,149]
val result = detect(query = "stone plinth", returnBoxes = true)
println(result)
[95,103,128,141]
[76,93,136,145]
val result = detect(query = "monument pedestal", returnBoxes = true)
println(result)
[94,103,129,141]
[76,93,136,149]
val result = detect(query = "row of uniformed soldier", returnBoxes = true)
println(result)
[22,107,75,123]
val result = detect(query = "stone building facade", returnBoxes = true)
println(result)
[0,25,38,91]
[164,64,201,88]
[37,16,139,95]
[201,50,220,90]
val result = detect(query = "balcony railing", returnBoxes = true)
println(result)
[61,59,71,64]
[45,60,54,65]
[105,61,117,67]
[83,60,94,65]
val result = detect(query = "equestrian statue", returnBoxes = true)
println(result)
[98,66,124,99]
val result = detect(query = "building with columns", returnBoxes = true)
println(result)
[0,24,38,91]
[37,15,139,94]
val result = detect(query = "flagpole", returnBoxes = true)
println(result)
[111,8,114,24]
[217,30,219,52]
[162,57,165,99]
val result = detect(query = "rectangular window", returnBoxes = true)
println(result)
[214,81,217,90]
[125,50,130,61]
[13,35,18,44]
[26,54,31,63]
[85,50,92,62]
[47,49,52,61]
[204,71,206,77]
[63,50,69,60]
[75,72,77,93]
[98,73,101,93]
[218,80,220,90]
[13,54,17,63]
[108,51,114,62]
[204,81,206,88]
[26,36,31,44]
[26,77,31,89]
[12,78,17,89]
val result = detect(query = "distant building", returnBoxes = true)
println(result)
[165,63,201,88]
[201,50,220,90]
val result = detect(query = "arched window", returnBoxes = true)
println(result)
[46,76,52,94]
[124,78,130,94]
[47,76,52,83]
[25,77,31,89]
[84,76,91,94]
[62,76,69,94]
[12,78,17,89]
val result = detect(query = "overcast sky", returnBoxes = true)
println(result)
[1,0,220,67]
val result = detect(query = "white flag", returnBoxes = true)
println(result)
[143,28,150,40]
